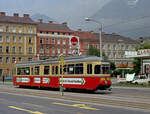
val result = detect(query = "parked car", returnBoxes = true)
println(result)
[132,75,150,84]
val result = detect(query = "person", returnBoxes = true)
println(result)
[2,75,5,84]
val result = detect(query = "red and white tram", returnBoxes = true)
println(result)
[13,56,111,91]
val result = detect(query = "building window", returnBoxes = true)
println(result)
[58,48,60,54]
[39,48,43,54]
[63,48,66,54]
[0,25,3,32]
[63,39,66,45]
[18,26,22,33]
[12,46,16,53]
[57,39,60,44]
[6,36,9,43]
[18,36,22,43]
[28,27,32,33]
[0,46,2,53]
[6,46,9,53]
[6,57,9,63]
[12,26,16,32]
[52,39,55,44]
[28,58,32,61]
[18,47,22,53]
[46,38,49,44]
[52,48,55,55]
[13,36,16,43]
[18,57,22,61]
[40,38,43,44]
[0,36,3,42]
[46,47,49,54]
[6,26,9,32]
[12,57,15,63]
[85,44,89,49]
[29,37,32,43]
[28,47,32,54]
[0,57,2,63]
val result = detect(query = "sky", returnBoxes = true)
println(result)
[0,0,111,29]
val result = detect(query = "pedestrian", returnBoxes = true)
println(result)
[2,75,5,84]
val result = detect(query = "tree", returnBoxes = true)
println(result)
[87,45,100,57]
[132,58,141,75]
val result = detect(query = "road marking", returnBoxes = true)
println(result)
[8,106,44,114]
[23,103,43,108]
[52,102,100,110]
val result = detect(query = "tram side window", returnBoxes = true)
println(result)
[60,65,62,74]
[63,65,67,74]
[102,65,109,74]
[52,66,55,75]
[44,66,49,75]
[87,64,92,74]
[94,65,101,74]
[68,64,74,74]
[17,67,30,75]
[56,66,58,74]
[34,66,39,75]
[75,63,83,74]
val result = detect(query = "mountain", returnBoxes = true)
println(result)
[31,13,58,23]
[91,0,150,38]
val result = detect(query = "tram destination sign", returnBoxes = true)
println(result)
[59,78,85,85]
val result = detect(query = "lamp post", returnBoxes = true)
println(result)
[85,18,103,61]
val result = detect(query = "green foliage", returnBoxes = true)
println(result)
[132,58,141,75]
[110,62,116,71]
[137,39,150,50]
[87,45,100,57]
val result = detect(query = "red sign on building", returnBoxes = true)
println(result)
[71,37,78,47]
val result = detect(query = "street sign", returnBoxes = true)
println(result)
[71,37,78,47]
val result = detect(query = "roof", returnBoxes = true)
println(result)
[94,33,137,44]
[15,56,109,67]
[37,23,72,32]
[0,15,36,25]
[74,31,99,42]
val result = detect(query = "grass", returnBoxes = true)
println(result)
[112,83,150,88]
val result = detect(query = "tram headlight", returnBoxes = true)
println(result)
[107,78,111,81]
[101,78,105,81]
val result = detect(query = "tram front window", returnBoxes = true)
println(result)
[94,65,101,74]
[17,67,30,75]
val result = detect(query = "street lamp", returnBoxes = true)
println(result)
[85,18,103,61]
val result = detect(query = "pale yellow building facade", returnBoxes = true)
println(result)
[0,12,37,77]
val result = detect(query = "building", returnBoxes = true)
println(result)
[36,20,75,59]
[0,12,37,77]
[74,30,100,55]
[94,33,138,69]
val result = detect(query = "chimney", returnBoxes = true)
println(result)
[48,21,53,24]
[62,22,67,26]
[38,19,43,23]
[23,14,29,18]
[78,29,82,31]
[0,12,6,16]
[90,30,94,33]
[14,13,19,17]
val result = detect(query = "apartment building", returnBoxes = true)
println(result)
[0,12,37,77]
[95,33,138,69]
[37,20,74,59]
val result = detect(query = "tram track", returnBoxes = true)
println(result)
[0,86,150,111]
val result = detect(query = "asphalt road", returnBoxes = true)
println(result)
[0,92,149,114]
[0,81,150,114]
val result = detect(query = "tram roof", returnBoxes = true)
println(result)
[15,56,109,67]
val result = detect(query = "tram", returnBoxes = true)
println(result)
[13,56,111,91]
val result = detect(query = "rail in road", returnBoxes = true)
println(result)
[0,83,150,111]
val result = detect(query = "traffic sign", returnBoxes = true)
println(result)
[71,37,78,47]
